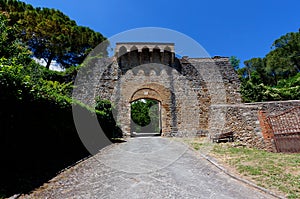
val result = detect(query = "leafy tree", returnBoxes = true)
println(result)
[0,8,111,198]
[241,58,272,84]
[0,13,31,65]
[0,0,107,69]
[239,29,300,102]
[229,56,240,70]
[266,32,300,83]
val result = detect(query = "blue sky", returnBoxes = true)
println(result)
[23,0,300,67]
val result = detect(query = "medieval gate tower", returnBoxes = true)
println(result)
[91,42,242,137]
[74,42,300,150]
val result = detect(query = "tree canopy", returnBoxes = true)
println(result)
[0,13,31,65]
[229,56,240,70]
[266,32,300,81]
[237,30,300,102]
[0,0,107,69]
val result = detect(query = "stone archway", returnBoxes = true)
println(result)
[129,85,172,136]
[75,40,299,150]
[76,42,242,138]
[130,96,161,135]
[114,82,175,136]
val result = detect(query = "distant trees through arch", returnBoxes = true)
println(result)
[130,99,161,134]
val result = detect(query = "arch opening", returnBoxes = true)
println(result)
[130,98,162,135]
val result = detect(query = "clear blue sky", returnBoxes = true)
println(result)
[23,0,300,67]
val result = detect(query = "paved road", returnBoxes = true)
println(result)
[20,137,277,199]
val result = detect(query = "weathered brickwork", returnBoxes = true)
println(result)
[257,110,276,152]
[90,43,242,137]
[74,42,300,150]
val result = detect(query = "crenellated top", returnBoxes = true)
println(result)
[115,42,176,67]
[115,42,175,56]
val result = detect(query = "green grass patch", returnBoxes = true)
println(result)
[185,139,300,199]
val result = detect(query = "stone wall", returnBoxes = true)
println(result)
[209,100,300,150]
[209,104,264,149]
[246,100,300,116]
[72,42,300,151]
[112,63,201,137]
[75,43,242,137]
[110,55,242,136]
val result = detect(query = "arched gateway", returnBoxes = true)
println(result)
[95,42,241,136]
[76,42,241,137]
[74,42,300,150]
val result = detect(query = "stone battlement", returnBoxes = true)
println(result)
[115,42,175,55]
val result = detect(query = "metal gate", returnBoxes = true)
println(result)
[267,107,300,153]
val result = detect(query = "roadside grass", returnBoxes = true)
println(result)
[185,138,300,199]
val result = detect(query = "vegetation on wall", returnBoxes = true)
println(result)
[95,97,122,139]
[0,4,110,197]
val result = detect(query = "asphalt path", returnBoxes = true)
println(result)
[19,137,277,199]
